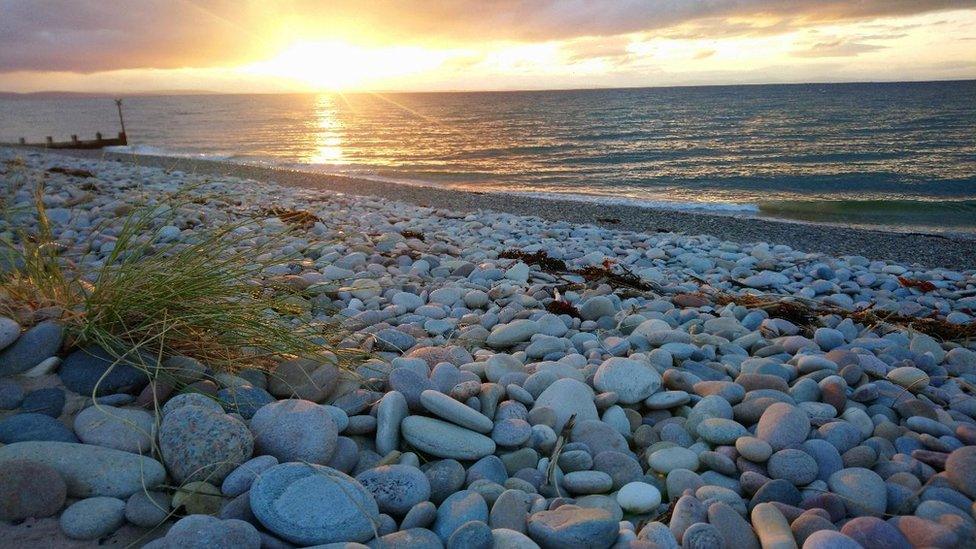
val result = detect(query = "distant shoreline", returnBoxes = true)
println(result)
[12,146,976,271]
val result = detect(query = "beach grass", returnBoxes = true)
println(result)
[0,178,350,380]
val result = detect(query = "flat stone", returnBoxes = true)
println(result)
[20,387,65,416]
[532,378,597,433]
[0,413,78,443]
[0,321,63,377]
[649,446,699,474]
[945,446,976,499]
[216,385,275,419]
[750,502,796,549]
[250,462,379,545]
[755,402,810,451]
[767,449,818,486]
[617,481,662,513]
[73,405,155,454]
[593,357,661,404]
[487,320,539,348]
[376,391,408,456]
[828,467,886,517]
[159,405,254,483]
[401,416,496,460]
[0,317,19,352]
[59,497,125,540]
[59,345,150,396]
[124,490,171,527]
[0,441,166,498]
[0,459,67,521]
[0,379,24,409]
[432,489,489,541]
[250,398,337,464]
[423,459,466,504]
[421,389,493,433]
[221,455,279,497]
[356,464,431,516]
[267,358,338,402]
[840,517,911,549]
[158,514,261,549]
[698,418,748,445]
[526,505,617,549]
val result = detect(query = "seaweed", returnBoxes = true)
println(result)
[499,249,568,272]
[546,299,581,318]
[262,207,321,229]
[400,229,425,241]
[47,166,95,178]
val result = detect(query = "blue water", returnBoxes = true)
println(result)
[2,81,974,232]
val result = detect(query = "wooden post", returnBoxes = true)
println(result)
[115,98,127,139]
[18,138,25,145]
[71,135,79,143]
[46,136,53,146]
[96,132,103,140]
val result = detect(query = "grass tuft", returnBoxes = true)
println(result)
[1,179,354,377]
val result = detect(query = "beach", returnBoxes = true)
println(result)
[55,148,976,270]
[1,146,976,547]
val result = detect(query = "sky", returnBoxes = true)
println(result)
[1,0,975,93]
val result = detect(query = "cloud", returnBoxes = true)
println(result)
[693,49,716,60]
[0,0,972,73]
[793,39,887,57]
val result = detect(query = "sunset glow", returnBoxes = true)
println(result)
[1,2,974,93]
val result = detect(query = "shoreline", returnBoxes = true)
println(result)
[1,145,975,548]
[9,146,976,270]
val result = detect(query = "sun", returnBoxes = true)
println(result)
[240,40,451,91]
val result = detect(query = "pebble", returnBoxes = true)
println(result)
[756,403,811,451]
[58,345,150,396]
[0,459,67,521]
[0,321,63,377]
[59,496,126,540]
[73,405,155,453]
[250,462,379,545]
[532,378,598,432]
[433,489,489,541]
[249,398,337,464]
[592,357,661,404]
[159,405,254,483]
[616,481,661,513]
[527,505,618,548]
[420,389,493,433]
[0,316,20,351]
[356,464,432,516]
[0,379,25,409]
[152,514,261,549]
[221,455,279,497]
[649,447,699,474]
[0,413,78,443]
[401,416,496,460]
[6,150,976,547]
[20,387,65,416]
[827,467,886,517]
[124,490,171,527]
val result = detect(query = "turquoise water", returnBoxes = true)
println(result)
[2,81,974,232]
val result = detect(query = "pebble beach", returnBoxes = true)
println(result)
[1,146,976,548]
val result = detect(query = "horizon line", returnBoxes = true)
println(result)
[2,77,974,97]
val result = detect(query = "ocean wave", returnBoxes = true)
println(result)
[509,191,760,213]
[103,144,233,161]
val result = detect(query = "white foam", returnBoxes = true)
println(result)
[510,191,761,214]
[104,146,760,215]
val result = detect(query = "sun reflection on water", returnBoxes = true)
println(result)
[308,94,346,164]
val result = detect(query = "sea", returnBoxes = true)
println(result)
[2,81,975,234]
